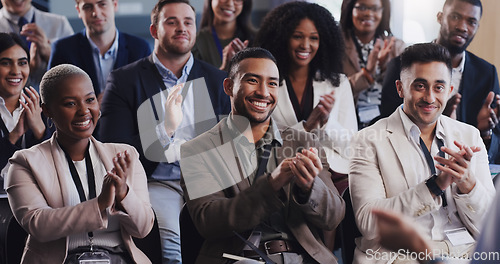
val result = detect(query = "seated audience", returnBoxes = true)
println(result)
[49,0,151,98]
[192,0,255,70]
[5,64,154,263]
[380,0,500,160]
[0,0,74,88]
[255,1,357,193]
[349,43,495,264]
[180,47,345,264]
[340,0,405,128]
[99,0,230,262]
[0,32,49,188]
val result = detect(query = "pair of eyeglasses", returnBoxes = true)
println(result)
[354,5,383,13]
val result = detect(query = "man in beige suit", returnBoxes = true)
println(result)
[180,47,344,264]
[349,43,495,264]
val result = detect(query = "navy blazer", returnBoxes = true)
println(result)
[48,30,151,94]
[99,55,230,177]
[380,51,500,127]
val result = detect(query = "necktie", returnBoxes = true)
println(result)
[18,17,30,48]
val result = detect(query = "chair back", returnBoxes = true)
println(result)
[340,187,362,264]
[180,204,204,264]
[133,210,162,264]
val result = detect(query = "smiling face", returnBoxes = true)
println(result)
[225,57,279,125]
[397,61,453,130]
[211,0,243,25]
[0,44,29,101]
[288,18,319,69]
[352,0,383,36]
[1,0,31,16]
[76,0,117,36]
[437,0,481,54]
[44,74,99,145]
[150,2,196,57]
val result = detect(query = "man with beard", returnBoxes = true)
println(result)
[350,43,495,264]
[48,0,151,98]
[99,0,230,262]
[380,0,500,161]
[179,47,344,264]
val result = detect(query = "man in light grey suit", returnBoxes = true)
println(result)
[349,43,495,264]
[180,47,344,264]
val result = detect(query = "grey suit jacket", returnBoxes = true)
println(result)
[180,117,345,264]
[349,109,495,264]
[6,135,154,264]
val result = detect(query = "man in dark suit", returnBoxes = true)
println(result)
[180,48,344,264]
[48,0,151,97]
[380,0,500,160]
[99,0,230,262]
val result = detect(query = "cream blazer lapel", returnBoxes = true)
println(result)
[385,111,419,189]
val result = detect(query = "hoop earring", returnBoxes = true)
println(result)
[99,110,102,119]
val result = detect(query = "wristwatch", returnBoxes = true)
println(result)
[425,174,445,196]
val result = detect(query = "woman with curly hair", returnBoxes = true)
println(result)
[340,0,405,127]
[193,0,255,70]
[255,1,357,193]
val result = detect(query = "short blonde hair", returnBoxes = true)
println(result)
[40,64,91,105]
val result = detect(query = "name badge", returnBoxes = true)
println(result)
[444,227,475,246]
[78,251,111,264]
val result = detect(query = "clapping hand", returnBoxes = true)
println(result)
[220,38,249,71]
[304,91,335,131]
[434,141,480,194]
[477,91,500,136]
[289,147,323,193]
[164,84,184,137]
[20,23,51,70]
[108,151,132,203]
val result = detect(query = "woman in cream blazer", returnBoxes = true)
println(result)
[6,64,154,264]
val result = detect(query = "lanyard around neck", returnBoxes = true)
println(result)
[419,137,447,207]
[60,142,97,202]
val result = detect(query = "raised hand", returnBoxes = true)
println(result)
[289,147,323,193]
[365,38,382,76]
[442,93,461,119]
[21,23,51,69]
[220,38,249,70]
[164,84,184,137]
[377,36,395,69]
[19,87,45,139]
[477,91,500,135]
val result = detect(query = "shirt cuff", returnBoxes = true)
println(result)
[156,121,173,147]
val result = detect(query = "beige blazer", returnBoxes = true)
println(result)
[6,135,154,264]
[272,75,358,174]
[342,34,405,101]
[180,118,345,264]
[349,109,496,264]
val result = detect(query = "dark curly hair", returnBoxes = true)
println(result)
[254,1,344,86]
[340,0,392,41]
[200,0,255,42]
